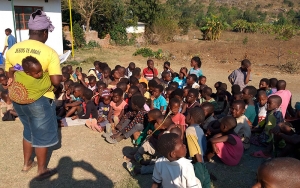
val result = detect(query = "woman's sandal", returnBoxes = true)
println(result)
[34,168,58,181]
[21,161,37,173]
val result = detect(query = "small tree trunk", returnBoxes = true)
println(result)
[85,16,91,32]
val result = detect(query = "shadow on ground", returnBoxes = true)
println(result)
[29,156,114,188]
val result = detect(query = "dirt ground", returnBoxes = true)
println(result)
[0,31,299,188]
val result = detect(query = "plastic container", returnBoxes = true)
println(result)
[0,53,3,65]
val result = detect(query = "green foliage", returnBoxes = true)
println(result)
[129,0,160,25]
[283,0,294,7]
[110,23,128,45]
[200,15,224,40]
[133,48,164,59]
[73,23,86,48]
[242,36,248,45]
[86,41,100,48]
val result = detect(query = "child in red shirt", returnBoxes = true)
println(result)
[143,59,158,81]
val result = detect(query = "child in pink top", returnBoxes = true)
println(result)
[107,88,127,129]
[169,98,186,139]
[207,116,243,166]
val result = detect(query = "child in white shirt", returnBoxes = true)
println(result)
[152,133,202,188]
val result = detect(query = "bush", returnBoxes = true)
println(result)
[86,40,100,48]
[73,23,86,48]
[133,48,165,59]
[110,24,128,45]
[278,61,300,74]
[242,37,248,45]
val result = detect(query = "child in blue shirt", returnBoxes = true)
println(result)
[189,56,203,78]
[173,67,187,89]
[150,85,168,114]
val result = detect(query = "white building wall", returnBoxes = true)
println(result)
[0,0,63,55]
[126,25,145,34]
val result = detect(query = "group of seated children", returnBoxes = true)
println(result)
[2,55,300,187]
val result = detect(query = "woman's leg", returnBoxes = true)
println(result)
[23,139,34,170]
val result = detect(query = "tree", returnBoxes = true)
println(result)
[62,0,103,32]
[129,0,160,25]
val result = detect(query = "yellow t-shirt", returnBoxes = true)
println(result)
[5,39,61,99]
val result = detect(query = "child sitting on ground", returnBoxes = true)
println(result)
[106,95,147,144]
[62,72,70,82]
[94,81,108,106]
[206,116,244,166]
[269,78,278,94]
[1,91,17,121]
[185,88,201,116]
[125,62,135,77]
[259,78,273,96]
[152,133,202,188]
[160,71,172,90]
[242,86,258,126]
[169,88,187,114]
[252,157,300,188]
[185,107,207,163]
[173,67,187,89]
[199,75,207,88]
[64,83,84,117]
[186,74,200,89]
[108,69,120,89]
[251,95,284,158]
[143,59,158,81]
[169,98,186,139]
[183,86,191,102]
[124,116,174,175]
[200,87,218,110]
[189,56,203,78]
[139,82,150,103]
[256,90,268,127]
[231,100,251,150]
[107,88,127,130]
[102,67,112,86]
[201,102,217,131]
[150,85,168,114]
[97,92,111,128]
[228,59,252,91]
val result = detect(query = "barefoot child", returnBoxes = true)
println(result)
[106,95,147,144]
[107,88,127,130]
[152,133,202,188]
[231,100,251,150]
[185,107,207,163]
[169,98,186,139]
[64,84,84,117]
[206,116,244,166]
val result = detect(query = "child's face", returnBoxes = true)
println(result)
[267,98,279,111]
[202,107,211,117]
[170,103,180,115]
[73,88,82,98]
[149,86,155,94]
[0,76,8,86]
[165,90,173,99]
[102,96,111,105]
[171,137,187,159]
[28,64,43,79]
[89,79,96,87]
[259,81,268,89]
[186,76,194,85]
[153,88,161,98]
[179,72,184,79]
[112,93,122,103]
[220,122,229,133]
[129,64,135,71]
[113,70,120,80]
[258,95,268,106]
[147,61,154,69]
[231,104,245,118]
[64,83,70,91]
[199,77,206,85]
[190,60,196,67]
[242,88,251,100]
[186,92,197,104]
[127,88,136,98]
[183,89,189,98]
[0,69,4,75]
[103,70,110,78]
[163,73,172,82]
